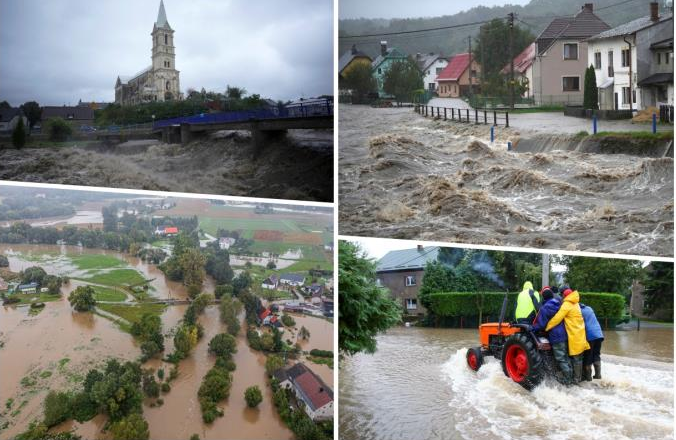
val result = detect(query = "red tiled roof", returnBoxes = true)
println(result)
[501,43,535,75]
[164,226,178,234]
[294,371,333,411]
[437,53,470,81]
[260,309,271,320]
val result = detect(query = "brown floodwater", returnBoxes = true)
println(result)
[0,245,330,439]
[338,105,674,256]
[340,326,674,440]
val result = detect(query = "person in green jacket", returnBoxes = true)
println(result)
[515,281,541,324]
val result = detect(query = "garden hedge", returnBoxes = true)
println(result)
[428,291,625,319]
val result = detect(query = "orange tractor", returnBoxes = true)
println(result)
[465,292,557,390]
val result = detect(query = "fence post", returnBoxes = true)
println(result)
[652,112,657,134]
[466,109,470,122]
[444,108,447,120]
[451,108,455,120]
[505,112,509,127]
[475,109,478,124]
[493,111,497,125]
[484,110,487,125]
[593,115,597,134]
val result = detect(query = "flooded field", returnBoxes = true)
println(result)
[339,326,674,440]
[338,105,674,256]
[0,245,333,439]
[0,129,333,202]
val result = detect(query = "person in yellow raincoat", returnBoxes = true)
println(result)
[514,281,540,324]
[545,288,589,383]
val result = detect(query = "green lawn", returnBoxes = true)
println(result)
[74,269,146,287]
[199,217,301,236]
[97,303,166,325]
[284,260,333,272]
[9,293,62,305]
[92,286,127,302]
[71,254,125,270]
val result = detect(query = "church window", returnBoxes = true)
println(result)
[167,61,170,68]
[165,34,168,45]
[166,81,170,91]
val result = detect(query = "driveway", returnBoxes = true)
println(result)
[424,97,670,134]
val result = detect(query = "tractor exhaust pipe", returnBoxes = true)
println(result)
[497,290,508,334]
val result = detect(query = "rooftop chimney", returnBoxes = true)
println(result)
[582,3,593,12]
[417,245,423,252]
[380,41,388,56]
[416,52,422,60]
[650,1,659,21]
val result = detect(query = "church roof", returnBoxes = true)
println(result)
[156,0,171,29]
[117,66,152,86]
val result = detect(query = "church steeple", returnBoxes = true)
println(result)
[155,0,171,30]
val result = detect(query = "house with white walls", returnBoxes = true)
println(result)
[415,53,448,93]
[587,2,672,111]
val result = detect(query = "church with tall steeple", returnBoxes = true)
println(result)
[115,0,182,106]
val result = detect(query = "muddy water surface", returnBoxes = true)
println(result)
[0,246,297,439]
[338,105,674,256]
[339,327,674,440]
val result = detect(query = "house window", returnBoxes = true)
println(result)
[621,48,631,67]
[667,52,671,64]
[436,67,443,75]
[563,43,578,60]
[406,298,418,310]
[608,51,614,77]
[405,275,416,286]
[376,278,383,287]
[378,68,382,74]
[632,89,636,103]
[657,52,662,64]
[594,52,602,69]
[562,76,580,92]
[622,87,631,104]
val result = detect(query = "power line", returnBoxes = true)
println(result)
[339,18,498,39]
[339,0,646,41]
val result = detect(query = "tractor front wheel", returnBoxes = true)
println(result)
[500,333,544,390]
[466,347,483,371]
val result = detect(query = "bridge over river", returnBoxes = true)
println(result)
[96,98,333,155]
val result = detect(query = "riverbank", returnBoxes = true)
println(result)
[339,326,674,440]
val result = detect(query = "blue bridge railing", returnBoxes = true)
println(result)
[152,98,333,130]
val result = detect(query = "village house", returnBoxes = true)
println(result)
[279,273,305,287]
[532,3,610,106]
[154,226,178,237]
[376,245,441,317]
[0,107,29,133]
[338,44,373,85]
[587,2,673,111]
[218,237,236,250]
[261,274,279,290]
[16,282,39,294]
[41,105,95,130]
[274,363,333,422]
[435,53,481,98]
[502,42,536,99]
[371,41,408,97]
[415,52,448,93]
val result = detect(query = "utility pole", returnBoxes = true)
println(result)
[542,254,550,288]
[480,25,486,86]
[508,12,515,110]
[468,35,473,102]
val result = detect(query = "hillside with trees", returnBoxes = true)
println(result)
[339,0,661,58]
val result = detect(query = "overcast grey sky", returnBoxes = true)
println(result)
[0,0,333,106]
[339,0,531,19]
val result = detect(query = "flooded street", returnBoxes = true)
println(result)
[0,129,333,202]
[338,105,674,256]
[339,326,674,440]
[0,244,332,439]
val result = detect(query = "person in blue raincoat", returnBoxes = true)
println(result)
[532,286,572,385]
[580,303,604,381]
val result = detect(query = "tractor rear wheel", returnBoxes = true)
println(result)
[466,347,483,371]
[500,333,544,390]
